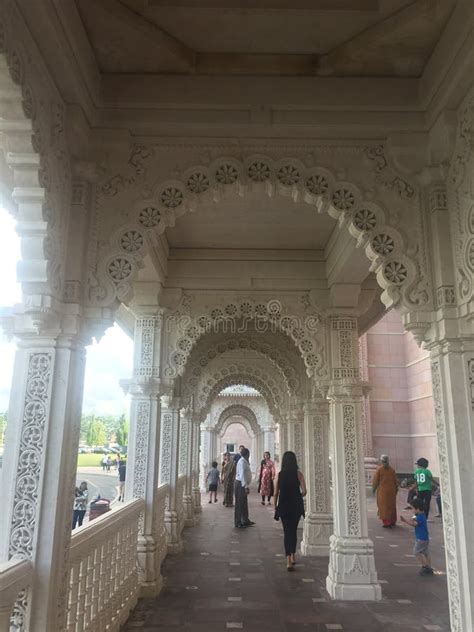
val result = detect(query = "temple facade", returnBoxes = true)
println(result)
[0,1,472,631]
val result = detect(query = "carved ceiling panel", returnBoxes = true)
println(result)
[74,0,455,78]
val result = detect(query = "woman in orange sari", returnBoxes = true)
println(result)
[372,454,398,527]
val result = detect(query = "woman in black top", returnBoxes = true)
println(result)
[274,451,307,571]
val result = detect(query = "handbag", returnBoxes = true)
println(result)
[274,506,280,521]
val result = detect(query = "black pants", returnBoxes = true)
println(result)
[72,510,86,529]
[407,488,417,505]
[234,482,249,526]
[281,514,301,556]
[436,495,442,515]
[418,490,432,518]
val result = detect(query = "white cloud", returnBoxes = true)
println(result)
[82,325,134,415]
[0,209,134,416]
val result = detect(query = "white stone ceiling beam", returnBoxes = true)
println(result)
[75,0,196,73]
[146,0,379,9]
[318,0,456,77]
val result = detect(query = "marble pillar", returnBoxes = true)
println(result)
[428,339,474,631]
[358,336,377,490]
[159,396,183,554]
[125,314,164,596]
[191,416,202,513]
[0,328,89,631]
[180,408,195,526]
[301,399,333,556]
[326,317,381,601]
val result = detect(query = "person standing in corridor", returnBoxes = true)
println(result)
[221,452,235,507]
[258,451,276,506]
[274,451,306,571]
[72,481,89,529]
[234,447,254,528]
[372,454,398,527]
[414,457,433,518]
[118,459,126,502]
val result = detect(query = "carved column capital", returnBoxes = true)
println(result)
[303,398,329,415]
[327,382,365,401]
[125,377,163,398]
[160,394,181,411]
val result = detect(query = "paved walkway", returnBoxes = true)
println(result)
[124,493,449,632]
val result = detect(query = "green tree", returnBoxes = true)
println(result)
[115,414,128,447]
[85,417,106,446]
[95,420,106,446]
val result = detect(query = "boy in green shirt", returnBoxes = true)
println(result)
[414,457,433,518]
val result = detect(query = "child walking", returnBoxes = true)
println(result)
[401,498,434,576]
[207,461,220,504]
[414,457,433,518]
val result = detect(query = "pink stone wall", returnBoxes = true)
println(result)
[220,419,252,458]
[365,310,438,475]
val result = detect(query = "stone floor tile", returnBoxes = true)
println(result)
[123,494,449,632]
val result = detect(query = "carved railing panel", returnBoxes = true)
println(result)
[66,499,143,632]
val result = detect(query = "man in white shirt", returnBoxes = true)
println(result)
[234,447,255,528]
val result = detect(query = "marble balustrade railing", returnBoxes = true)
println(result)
[0,557,33,631]
[66,499,144,632]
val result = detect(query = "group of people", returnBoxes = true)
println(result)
[72,459,127,530]
[209,448,441,575]
[207,447,307,570]
[101,454,121,471]
[372,454,439,576]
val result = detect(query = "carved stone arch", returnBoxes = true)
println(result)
[182,331,308,398]
[0,6,72,309]
[218,415,256,443]
[165,296,324,379]
[211,397,272,431]
[194,367,287,422]
[215,404,261,437]
[92,151,428,314]
[185,350,290,415]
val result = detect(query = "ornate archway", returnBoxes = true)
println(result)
[182,329,308,400]
[195,368,287,422]
[215,404,261,437]
[90,151,428,316]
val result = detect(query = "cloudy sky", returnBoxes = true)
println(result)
[0,211,133,417]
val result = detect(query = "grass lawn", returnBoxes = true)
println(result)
[77,453,105,468]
